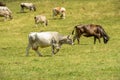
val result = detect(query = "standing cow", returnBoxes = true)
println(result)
[26,31,73,56]
[34,15,48,26]
[0,6,12,21]
[72,24,109,44]
[20,3,36,12]
[52,7,66,19]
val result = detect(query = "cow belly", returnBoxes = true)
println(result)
[38,41,51,48]
[37,38,51,48]
[34,32,59,48]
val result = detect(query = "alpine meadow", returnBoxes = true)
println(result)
[0,0,120,80]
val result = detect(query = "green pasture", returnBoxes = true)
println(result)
[0,0,120,80]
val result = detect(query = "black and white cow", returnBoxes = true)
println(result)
[0,6,12,20]
[20,3,36,12]
[26,31,73,56]
[52,7,66,19]
[34,15,48,26]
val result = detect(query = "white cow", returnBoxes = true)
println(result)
[34,15,48,26]
[52,7,66,19]
[20,3,36,12]
[0,6,12,20]
[26,31,73,56]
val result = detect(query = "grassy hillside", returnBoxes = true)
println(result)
[0,0,120,80]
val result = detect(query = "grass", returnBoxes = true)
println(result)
[0,0,120,80]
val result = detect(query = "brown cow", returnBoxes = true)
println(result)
[72,24,109,44]
[52,7,66,19]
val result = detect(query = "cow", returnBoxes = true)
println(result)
[72,24,109,44]
[0,2,6,6]
[20,3,36,12]
[52,7,66,19]
[34,15,48,26]
[26,31,73,56]
[0,6,12,21]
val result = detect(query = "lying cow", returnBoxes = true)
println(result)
[0,2,6,6]
[34,15,48,26]
[52,7,66,19]
[20,3,36,12]
[0,6,12,20]
[26,31,73,56]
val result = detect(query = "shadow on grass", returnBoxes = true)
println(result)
[48,17,64,20]
[42,54,63,57]
[16,11,28,14]
[0,19,4,22]
[23,54,63,57]
[73,43,89,45]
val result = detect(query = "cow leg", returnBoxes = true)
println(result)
[94,34,101,44]
[9,15,12,20]
[54,49,59,54]
[73,35,77,44]
[51,38,57,55]
[52,10,58,19]
[34,50,42,57]
[45,20,48,26]
[94,36,97,44]
[51,44,60,55]
[54,44,61,54]
[73,34,81,44]
[20,5,24,12]
[51,44,55,55]
[98,37,101,43]
[76,35,81,44]
[33,6,36,11]
[26,44,31,56]
[77,37,80,44]
[29,7,32,11]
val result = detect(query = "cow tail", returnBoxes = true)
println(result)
[72,26,77,35]
[72,29,74,35]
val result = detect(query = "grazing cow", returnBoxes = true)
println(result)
[0,6,12,20]
[20,3,36,12]
[72,24,109,44]
[0,2,6,6]
[26,31,73,56]
[34,15,48,26]
[52,7,66,19]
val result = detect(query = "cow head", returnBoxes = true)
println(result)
[60,35,73,45]
[60,12,65,19]
[60,8,66,19]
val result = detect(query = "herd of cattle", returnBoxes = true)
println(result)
[0,2,110,56]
